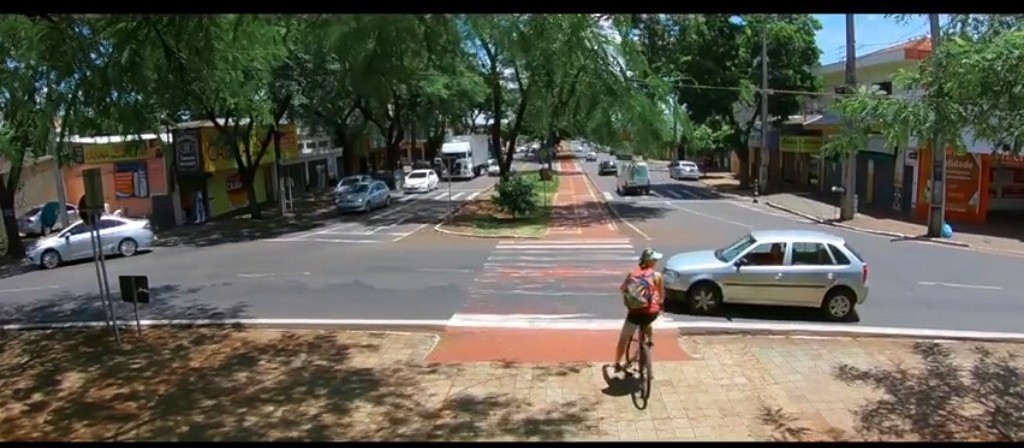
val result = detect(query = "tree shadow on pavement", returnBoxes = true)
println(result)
[757,341,1024,442]
[0,326,597,441]
[0,283,251,328]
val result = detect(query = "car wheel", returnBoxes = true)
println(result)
[41,249,62,269]
[118,238,139,257]
[821,288,856,322]
[687,282,722,315]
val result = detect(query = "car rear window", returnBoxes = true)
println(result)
[827,243,861,265]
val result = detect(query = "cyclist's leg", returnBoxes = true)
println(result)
[615,316,639,369]
[641,313,658,346]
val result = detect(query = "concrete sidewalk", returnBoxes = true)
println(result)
[764,193,1024,255]
[3,327,1021,441]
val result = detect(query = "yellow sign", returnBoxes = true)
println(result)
[780,136,823,153]
[79,142,153,164]
[200,124,299,172]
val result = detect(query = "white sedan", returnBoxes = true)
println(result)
[403,169,439,193]
[669,160,702,180]
[27,216,156,270]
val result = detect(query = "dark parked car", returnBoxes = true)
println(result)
[370,169,405,190]
[598,160,617,176]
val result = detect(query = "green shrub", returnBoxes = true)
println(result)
[493,173,539,218]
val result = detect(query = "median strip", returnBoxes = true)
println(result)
[435,170,558,239]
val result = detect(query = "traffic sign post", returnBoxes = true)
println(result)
[81,168,122,347]
[119,275,150,338]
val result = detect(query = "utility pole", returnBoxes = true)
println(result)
[839,14,858,221]
[926,13,945,237]
[759,21,770,195]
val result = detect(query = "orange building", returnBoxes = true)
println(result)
[65,135,170,218]
[913,143,1024,224]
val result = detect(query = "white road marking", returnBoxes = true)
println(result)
[238,272,311,279]
[415,268,476,273]
[488,255,637,261]
[432,192,449,200]
[603,191,613,201]
[290,222,358,239]
[466,191,482,201]
[495,244,635,250]
[0,285,61,294]
[469,288,620,297]
[664,190,682,199]
[450,191,466,200]
[265,238,380,244]
[10,316,1024,343]
[604,203,653,241]
[491,249,635,255]
[918,281,1003,291]
[399,194,417,202]
[498,239,631,244]
[668,202,754,229]
[390,223,429,243]
[677,188,701,199]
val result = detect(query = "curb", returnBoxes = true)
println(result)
[7,317,1024,344]
[765,201,972,249]
[432,184,544,240]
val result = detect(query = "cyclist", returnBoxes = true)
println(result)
[614,247,665,372]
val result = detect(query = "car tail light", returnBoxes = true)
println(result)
[862,264,868,284]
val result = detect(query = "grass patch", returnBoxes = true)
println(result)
[470,170,559,238]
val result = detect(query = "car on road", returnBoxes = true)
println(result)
[27,216,155,270]
[661,229,869,322]
[669,160,702,181]
[616,161,651,195]
[585,151,598,162]
[404,169,440,193]
[18,202,79,236]
[598,160,617,176]
[335,175,373,195]
[486,159,501,176]
[336,180,391,214]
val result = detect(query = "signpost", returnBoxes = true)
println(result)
[119,275,150,337]
[80,168,122,347]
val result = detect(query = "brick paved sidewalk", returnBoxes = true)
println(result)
[4,327,1022,441]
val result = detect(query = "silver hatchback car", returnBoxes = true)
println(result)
[662,229,869,321]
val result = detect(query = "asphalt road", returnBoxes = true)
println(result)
[581,155,1024,333]
[6,155,1024,335]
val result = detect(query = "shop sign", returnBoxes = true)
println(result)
[780,136,822,153]
[73,141,151,164]
[174,129,202,173]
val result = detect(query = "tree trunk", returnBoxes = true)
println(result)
[242,169,262,219]
[734,146,751,188]
[1,189,24,259]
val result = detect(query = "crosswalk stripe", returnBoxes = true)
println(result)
[487,255,637,261]
[497,239,631,245]
[466,191,482,200]
[495,244,634,250]
[432,192,448,200]
[664,190,681,199]
[450,191,466,200]
[399,194,417,202]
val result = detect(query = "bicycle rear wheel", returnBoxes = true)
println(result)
[638,341,653,401]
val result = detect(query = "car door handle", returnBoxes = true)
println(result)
[775,273,784,280]
[826,273,835,280]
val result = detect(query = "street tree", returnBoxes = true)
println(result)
[0,15,98,258]
[624,14,821,186]
[134,15,298,219]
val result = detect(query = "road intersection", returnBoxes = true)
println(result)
[4,156,1024,339]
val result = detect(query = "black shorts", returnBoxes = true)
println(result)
[626,312,659,327]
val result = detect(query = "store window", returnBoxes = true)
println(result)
[113,161,150,198]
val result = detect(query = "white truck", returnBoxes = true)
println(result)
[439,134,493,180]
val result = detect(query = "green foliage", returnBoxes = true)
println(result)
[829,19,1024,157]
[492,173,539,218]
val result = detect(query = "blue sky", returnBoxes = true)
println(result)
[813,14,941,64]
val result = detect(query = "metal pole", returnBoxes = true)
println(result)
[840,13,858,221]
[89,221,112,331]
[132,298,142,338]
[95,224,122,346]
[759,20,770,195]
[926,13,945,237]
[446,158,453,215]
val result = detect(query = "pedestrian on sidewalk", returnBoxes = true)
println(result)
[613,248,665,372]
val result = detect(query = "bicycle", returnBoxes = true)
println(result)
[624,324,654,409]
